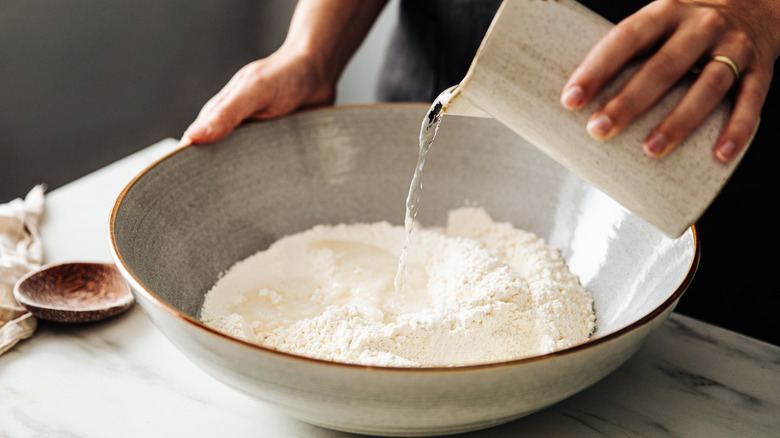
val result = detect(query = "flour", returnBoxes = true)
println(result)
[201,207,595,367]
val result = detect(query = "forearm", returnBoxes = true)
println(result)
[282,0,390,84]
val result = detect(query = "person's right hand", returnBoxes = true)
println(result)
[179,48,336,146]
[560,0,780,163]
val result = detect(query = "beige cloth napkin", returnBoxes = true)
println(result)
[0,185,45,356]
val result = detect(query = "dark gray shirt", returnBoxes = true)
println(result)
[377,0,649,102]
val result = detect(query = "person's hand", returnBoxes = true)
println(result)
[179,0,388,146]
[179,48,336,146]
[560,0,780,162]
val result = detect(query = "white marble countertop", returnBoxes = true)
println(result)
[1,139,778,437]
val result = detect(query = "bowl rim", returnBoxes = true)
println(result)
[108,103,701,373]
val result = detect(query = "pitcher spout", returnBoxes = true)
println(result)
[439,85,491,118]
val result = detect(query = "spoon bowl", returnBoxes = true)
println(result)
[13,262,134,323]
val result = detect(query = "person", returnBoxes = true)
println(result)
[179,0,780,345]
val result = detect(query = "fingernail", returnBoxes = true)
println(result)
[177,135,193,148]
[561,85,585,109]
[586,114,613,139]
[716,140,737,162]
[643,132,668,157]
[181,123,212,144]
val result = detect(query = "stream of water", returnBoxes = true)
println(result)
[393,97,447,294]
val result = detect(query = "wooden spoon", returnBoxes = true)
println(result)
[13,262,134,323]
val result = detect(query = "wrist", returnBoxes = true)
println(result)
[280,0,388,86]
[279,34,341,87]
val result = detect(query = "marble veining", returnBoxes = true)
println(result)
[1,139,778,437]
[666,316,780,366]
[3,307,777,437]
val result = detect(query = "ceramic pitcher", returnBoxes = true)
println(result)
[441,0,751,238]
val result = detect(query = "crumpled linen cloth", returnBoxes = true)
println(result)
[0,185,45,356]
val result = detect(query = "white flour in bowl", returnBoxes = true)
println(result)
[200,207,595,367]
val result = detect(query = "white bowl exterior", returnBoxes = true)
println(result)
[110,104,697,436]
[125,266,678,436]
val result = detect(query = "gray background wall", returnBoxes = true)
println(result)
[1,0,399,202]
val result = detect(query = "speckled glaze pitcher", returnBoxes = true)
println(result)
[442,0,750,238]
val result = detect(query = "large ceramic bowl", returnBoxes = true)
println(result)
[109,104,698,436]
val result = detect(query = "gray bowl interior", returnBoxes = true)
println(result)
[113,104,696,340]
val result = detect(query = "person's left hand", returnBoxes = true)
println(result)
[560,0,780,162]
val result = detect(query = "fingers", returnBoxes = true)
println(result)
[585,19,719,142]
[713,70,768,162]
[178,52,336,147]
[561,1,770,163]
[181,67,269,146]
[561,2,673,110]
[641,57,738,158]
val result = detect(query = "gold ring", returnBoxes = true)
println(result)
[711,55,740,82]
